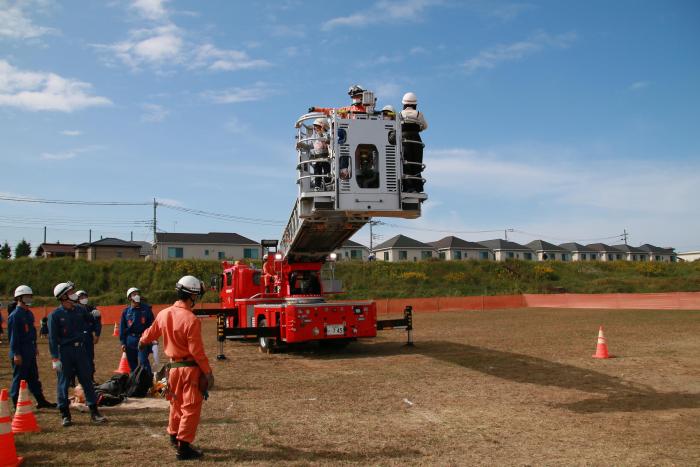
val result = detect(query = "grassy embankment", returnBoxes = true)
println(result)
[1,257,699,305]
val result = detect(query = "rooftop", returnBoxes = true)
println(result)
[374,234,434,250]
[156,232,258,245]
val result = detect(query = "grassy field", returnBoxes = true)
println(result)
[1,257,700,305]
[2,307,699,465]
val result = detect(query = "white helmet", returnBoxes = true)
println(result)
[14,285,33,298]
[53,281,75,299]
[176,275,204,296]
[76,290,88,297]
[402,92,418,105]
[313,118,328,129]
[381,105,395,113]
[126,287,140,299]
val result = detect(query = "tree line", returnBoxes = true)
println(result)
[0,239,32,259]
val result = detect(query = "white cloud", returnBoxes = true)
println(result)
[488,3,535,22]
[628,80,650,91]
[140,103,169,123]
[95,24,184,69]
[94,12,269,73]
[409,46,427,55]
[201,82,275,104]
[191,44,270,71]
[373,82,402,100]
[426,146,700,215]
[0,60,112,112]
[130,0,170,21]
[322,0,440,31]
[0,0,58,39]
[463,31,576,74]
[60,130,82,136]
[40,145,104,161]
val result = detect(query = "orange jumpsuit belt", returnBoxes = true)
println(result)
[170,361,197,368]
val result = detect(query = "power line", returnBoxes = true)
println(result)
[511,229,626,243]
[0,195,150,206]
[159,203,284,226]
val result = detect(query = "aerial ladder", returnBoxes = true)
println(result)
[196,90,426,356]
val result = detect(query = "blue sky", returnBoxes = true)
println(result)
[1,0,699,254]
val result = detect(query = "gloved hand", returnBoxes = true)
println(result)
[13,355,22,366]
[52,359,62,372]
[206,372,215,391]
[91,308,101,318]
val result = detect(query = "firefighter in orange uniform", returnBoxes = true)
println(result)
[139,275,214,461]
[309,84,369,117]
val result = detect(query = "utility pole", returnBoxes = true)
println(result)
[369,220,382,254]
[623,229,629,245]
[89,229,92,243]
[153,198,158,261]
[130,231,133,241]
[43,226,46,244]
[504,228,514,241]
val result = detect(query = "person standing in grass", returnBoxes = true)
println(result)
[120,287,154,374]
[139,275,214,461]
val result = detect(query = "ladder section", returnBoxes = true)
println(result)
[280,199,369,262]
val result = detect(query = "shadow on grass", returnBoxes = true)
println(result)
[301,340,700,414]
[204,442,421,463]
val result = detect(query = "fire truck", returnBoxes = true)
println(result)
[198,90,427,357]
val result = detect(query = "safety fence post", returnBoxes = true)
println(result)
[404,305,414,346]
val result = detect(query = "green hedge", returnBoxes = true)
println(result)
[1,257,699,305]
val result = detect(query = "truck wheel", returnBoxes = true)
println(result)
[258,317,275,354]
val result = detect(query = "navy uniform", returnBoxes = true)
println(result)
[120,301,154,374]
[82,304,102,381]
[8,304,54,407]
[48,281,106,426]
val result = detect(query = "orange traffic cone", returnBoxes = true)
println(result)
[0,389,24,466]
[592,325,613,359]
[112,323,119,337]
[11,381,40,434]
[114,352,131,374]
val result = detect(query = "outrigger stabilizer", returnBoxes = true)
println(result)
[194,305,414,360]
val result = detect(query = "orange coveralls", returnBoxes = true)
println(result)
[140,300,212,444]
[310,103,368,117]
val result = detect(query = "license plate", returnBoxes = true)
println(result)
[326,324,344,336]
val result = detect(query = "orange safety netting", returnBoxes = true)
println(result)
[4,292,699,325]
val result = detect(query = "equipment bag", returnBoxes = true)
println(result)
[125,364,153,398]
[95,374,129,397]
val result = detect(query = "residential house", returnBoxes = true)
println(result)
[74,238,141,261]
[638,244,677,262]
[559,242,598,261]
[334,239,370,261]
[585,243,623,261]
[36,243,76,258]
[677,251,700,262]
[429,236,492,260]
[612,244,649,262]
[154,232,260,261]
[374,234,436,262]
[478,239,534,261]
[133,241,154,259]
[525,240,571,261]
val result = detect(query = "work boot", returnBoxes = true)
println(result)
[170,434,178,448]
[89,404,107,424]
[61,408,72,427]
[176,441,203,461]
[36,396,57,409]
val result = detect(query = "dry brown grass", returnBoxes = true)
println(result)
[2,308,699,465]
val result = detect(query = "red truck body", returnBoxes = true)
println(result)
[217,257,377,349]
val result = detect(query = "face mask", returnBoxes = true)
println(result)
[79,298,89,305]
[132,295,141,303]
[68,293,79,301]
[23,300,33,307]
